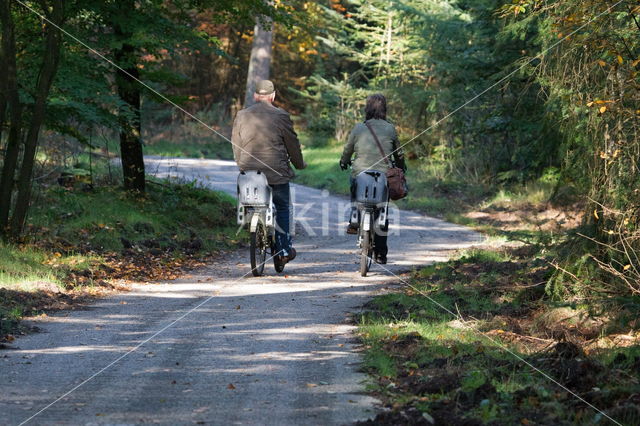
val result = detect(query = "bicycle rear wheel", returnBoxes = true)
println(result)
[250,221,267,276]
[360,230,373,277]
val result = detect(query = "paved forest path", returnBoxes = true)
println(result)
[1,157,482,425]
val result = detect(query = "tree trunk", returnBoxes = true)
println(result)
[114,15,145,193]
[243,16,273,108]
[9,1,65,237]
[0,0,23,237]
[0,6,7,145]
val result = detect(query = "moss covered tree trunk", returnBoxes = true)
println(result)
[9,1,65,237]
[0,0,22,237]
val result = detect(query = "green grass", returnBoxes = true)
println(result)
[483,181,557,210]
[356,248,640,424]
[1,179,239,340]
[28,181,238,253]
[0,243,65,291]
[294,142,351,194]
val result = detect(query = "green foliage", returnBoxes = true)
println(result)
[506,0,640,295]
[29,181,237,253]
[301,0,559,184]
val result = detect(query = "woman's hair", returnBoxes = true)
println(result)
[365,94,387,121]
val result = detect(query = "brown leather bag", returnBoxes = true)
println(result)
[364,122,408,201]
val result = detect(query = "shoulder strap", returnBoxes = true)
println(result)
[364,121,393,168]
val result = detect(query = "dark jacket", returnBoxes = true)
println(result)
[340,119,405,176]
[231,101,305,185]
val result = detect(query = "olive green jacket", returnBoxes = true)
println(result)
[231,101,305,185]
[340,119,405,176]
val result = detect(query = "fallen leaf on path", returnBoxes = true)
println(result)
[306,383,318,388]
[423,412,435,424]
[227,383,236,390]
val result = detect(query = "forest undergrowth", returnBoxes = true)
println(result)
[0,173,240,342]
[355,231,640,425]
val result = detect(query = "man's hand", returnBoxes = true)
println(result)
[339,160,350,171]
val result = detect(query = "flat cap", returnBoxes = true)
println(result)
[255,79,275,95]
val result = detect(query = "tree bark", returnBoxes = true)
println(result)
[0,0,23,237]
[0,6,7,144]
[114,7,145,193]
[9,0,65,237]
[243,16,273,108]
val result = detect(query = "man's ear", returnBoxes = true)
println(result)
[270,92,276,102]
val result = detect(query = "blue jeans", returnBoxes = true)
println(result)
[271,183,292,256]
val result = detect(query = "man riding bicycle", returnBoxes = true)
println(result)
[231,80,306,265]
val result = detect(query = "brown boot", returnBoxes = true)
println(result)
[280,247,297,264]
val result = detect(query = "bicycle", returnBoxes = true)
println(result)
[237,170,286,276]
[350,170,389,277]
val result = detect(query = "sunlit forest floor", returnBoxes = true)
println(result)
[0,178,240,341]
[355,246,640,425]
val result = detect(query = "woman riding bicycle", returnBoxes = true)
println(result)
[339,94,406,265]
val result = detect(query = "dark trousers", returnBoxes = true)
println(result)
[271,183,292,256]
[350,178,388,257]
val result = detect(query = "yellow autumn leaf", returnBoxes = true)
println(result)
[587,101,594,107]
[617,55,624,64]
[624,264,631,271]
[599,106,607,113]
[597,60,607,67]
[632,59,640,67]
[594,209,600,220]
